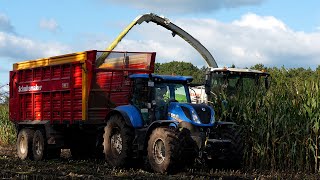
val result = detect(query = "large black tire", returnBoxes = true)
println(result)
[213,126,244,169]
[32,130,45,161]
[17,129,35,160]
[147,127,182,173]
[103,115,134,167]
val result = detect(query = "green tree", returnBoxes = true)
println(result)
[155,61,205,83]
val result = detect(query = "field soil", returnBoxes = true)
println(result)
[0,145,319,179]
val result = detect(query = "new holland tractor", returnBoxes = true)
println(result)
[103,73,243,173]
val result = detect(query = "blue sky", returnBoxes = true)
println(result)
[0,0,319,86]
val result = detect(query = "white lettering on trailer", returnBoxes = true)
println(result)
[18,84,42,92]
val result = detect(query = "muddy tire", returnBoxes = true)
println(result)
[103,115,134,167]
[32,130,45,161]
[147,127,182,173]
[17,128,35,160]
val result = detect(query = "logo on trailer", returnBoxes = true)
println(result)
[18,84,42,92]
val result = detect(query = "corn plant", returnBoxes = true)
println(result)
[0,105,16,145]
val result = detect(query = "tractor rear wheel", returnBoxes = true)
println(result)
[103,115,134,167]
[17,128,35,160]
[147,127,182,173]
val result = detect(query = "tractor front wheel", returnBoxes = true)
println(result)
[103,115,133,167]
[147,127,181,173]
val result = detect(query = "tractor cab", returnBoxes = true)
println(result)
[129,74,215,127]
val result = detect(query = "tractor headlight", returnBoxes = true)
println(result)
[191,110,201,124]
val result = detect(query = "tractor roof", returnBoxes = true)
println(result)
[129,74,193,82]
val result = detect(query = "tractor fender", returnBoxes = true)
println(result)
[143,120,178,149]
[105,105,144,128]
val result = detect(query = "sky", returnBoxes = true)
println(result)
[0,0,320,86]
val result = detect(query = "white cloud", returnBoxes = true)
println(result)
[105,13,320,69]
[0,31,72,84]
[232,13,287,31]
[0,13,15,33]
[103,0,265,14]
[0,32,71,61]
[39,18,60,32]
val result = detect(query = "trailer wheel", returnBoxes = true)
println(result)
[17,128,35,160]
[32,130,45,161]
[147,127,181,173]
[104,115,133,167]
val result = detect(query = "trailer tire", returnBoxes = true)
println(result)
[32,130,45,161]
[104,115,134,167]
[147,127,182,173]
[17,128,35,160]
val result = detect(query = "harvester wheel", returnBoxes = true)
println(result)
[220,126,244,169]
[147,127,182,173]
[32,130,45,161]
[104,115,133,167]
[17,128,35,160]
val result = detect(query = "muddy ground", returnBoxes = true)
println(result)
[0,146,319,180]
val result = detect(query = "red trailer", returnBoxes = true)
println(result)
[9,50,155,160]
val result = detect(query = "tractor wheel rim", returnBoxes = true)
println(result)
[111,130,122,154]
[20,137,26,154]
[153,139,165,164]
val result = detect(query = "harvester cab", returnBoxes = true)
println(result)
[205,67,270,102]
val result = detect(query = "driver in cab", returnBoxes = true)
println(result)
[155,85,168,120]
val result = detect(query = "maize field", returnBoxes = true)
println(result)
[212,66,320,172]
[0,66,320,176]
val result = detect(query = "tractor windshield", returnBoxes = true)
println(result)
[154,82,190,103]
[154,82,190,120]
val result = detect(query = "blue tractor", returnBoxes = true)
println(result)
[103,74,243,173]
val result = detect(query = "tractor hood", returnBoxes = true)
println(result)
[167,102,215,127]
